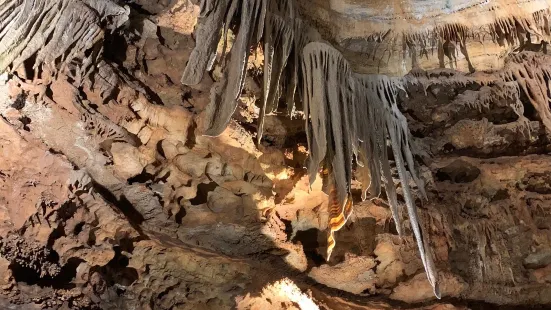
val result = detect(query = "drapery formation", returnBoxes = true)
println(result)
[180,0,551,298]
[301,42,437,296]
[181,0,319,138]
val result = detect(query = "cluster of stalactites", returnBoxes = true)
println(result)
[406,52,551,136]
[499,52,551,135]
[182,0,440,298]
[181,0,319,138]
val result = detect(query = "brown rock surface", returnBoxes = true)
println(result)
[0,0,550,309]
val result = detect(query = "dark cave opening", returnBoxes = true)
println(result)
[11,257,83,289]
[189,182,218,205]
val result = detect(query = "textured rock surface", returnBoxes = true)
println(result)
[300,0,551,75]
[0,0,549,309]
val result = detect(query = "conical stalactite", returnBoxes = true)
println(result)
[400,15,533,73]
[381,78,438,298]
[355,75,411,238]
[4,0,551,306]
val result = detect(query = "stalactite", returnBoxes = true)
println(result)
[179,0,551,300]
[180,0,230,86]
[499,52,551,135]
[341,7,551,74]
[355,75,416,238]
[201,0,266,137]
[184,0,319,138]
[358,75,436,296]
[257,12,293,144]
[301,42,356,226]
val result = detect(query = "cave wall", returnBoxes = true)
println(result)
[0,0,549,309]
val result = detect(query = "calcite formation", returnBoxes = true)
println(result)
[301,0,551,74]
[0,0,550,309]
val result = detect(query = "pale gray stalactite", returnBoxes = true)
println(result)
[181,0,440,296]
[181,0,230,86]
[183,0,321,138]
[219,0,239,66]
[202,0,266,136]
[301,43,328,192]
[301,42,355,207]
[283,18,321,117]
[355,75,404,236]
[257,12,293,144]
[388,115,440,299]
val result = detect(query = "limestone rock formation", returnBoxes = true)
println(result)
[0,0,550,309]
